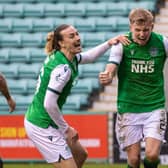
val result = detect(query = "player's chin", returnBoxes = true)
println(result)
[137,39,148,46]
[77,46,82,52]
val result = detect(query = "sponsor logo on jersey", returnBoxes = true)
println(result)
[131,59,154,73]
[55,74,61,81]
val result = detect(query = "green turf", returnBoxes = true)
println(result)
[3,163,168,168]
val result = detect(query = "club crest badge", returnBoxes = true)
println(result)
[149,47,158,57]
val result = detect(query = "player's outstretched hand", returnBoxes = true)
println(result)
[108,34,131,46]
[65,126,79,145]
[99,70,113,86]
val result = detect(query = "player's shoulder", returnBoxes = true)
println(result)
[52,64,71,75]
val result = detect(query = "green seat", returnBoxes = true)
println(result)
[3,4,24,17]
[0,48,10,64]
[63,94,88,111]
[12,18,33,32]
[71,78,100,94]
[71,78,94,94]
[23,4,44,17]
[85,2,106,17]
[128,1,156,12]
[21,33,44,47]
[44,3,65,17]
[0,19,12,32]
[0,33,21,47]
[64,3,86,17]
[95,49,109,63]
[32,18,55,32]
[14,95,33,112]
[74,17,96,32]
[0,63,19,79]
[79,62,105,78]
[78,0,116,2]
[9,48,31,63]
[18,63,41,79]
[29,48,46,63]
[0,96,12,112]
[35,0,57,2]
[117,17,129,32]
[0,0,16,3]
[16,0,36,3]
[106,2,129,17]
[95,17,117,32]
[82,32,106,48]
[7,79,28,95]
[27,79,37,94]
[54,18,73,27]
[0,5,3,17]
[56,0,76,3]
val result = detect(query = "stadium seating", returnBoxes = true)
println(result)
[0,63,19,79]
[28,48,46,63]
[17,63,41,79]
[23,4,45,17]
[63,94,88,111]
[116,17,129,32]
[74,17,96,32]
[79,63,105,78]
[12,18,33,33]
[0,33,21,47]
[64,3,86,17]
[71,78,99,94]
[8,48,31,63]
[7,79,28,95]
[81,32,106,47]
[0,0,159,113]
[21,33,44,47]
[0,19,12,32]
[106,2,129,16]
[32,18,55,32]
[13,95,33,112]
[0,48,10,64]
[85,2,107,17]
[3,4,24,18]
[95,17,117,32]
[0,48,44,64]
[43,3,65,17]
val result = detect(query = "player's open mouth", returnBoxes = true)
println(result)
[74,43,81,47]
[138,38,146,41]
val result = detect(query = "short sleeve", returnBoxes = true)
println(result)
[48,64,71,94]
[108,43,123,64]
[163,36,168,57]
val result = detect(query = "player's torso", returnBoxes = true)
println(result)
[117,32,166,113]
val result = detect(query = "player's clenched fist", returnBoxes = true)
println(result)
[65,126,79,145]
[99,71,113,85]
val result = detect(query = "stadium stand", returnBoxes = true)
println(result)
[0,0,159,113]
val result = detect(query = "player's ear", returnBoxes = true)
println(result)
[59,41,65,48]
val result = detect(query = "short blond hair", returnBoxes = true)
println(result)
[129,8,154,25]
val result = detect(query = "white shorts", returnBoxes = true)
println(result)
[115,109,167,150]
[24,119,72,163]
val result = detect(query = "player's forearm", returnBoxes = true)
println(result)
[0,74,11,100]
[80,42,110,63]
[44,91,69,135]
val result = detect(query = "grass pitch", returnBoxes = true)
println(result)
[3,163,168,168]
